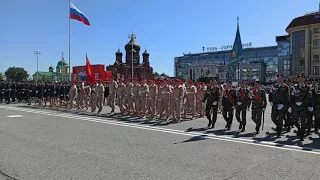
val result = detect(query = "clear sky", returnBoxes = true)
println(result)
[0,0,319,76]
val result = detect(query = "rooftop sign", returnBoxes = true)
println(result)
[203,42,252,52]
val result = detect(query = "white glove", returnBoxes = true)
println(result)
[296,102,302,106]
[308,107,313,112]
[232,106,236,109]
[270,102,273,106]
[277,104,284,110]
[237,102,242,105]
[288,107,292,113]
[212,101,217,105]
[262,108,265,112]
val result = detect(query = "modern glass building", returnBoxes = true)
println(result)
[286,11,320,79]
[174,46,279,82]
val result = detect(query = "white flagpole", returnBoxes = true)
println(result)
[68,0,71,81]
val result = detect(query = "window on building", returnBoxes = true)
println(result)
[314,53,320,62]
[313,66,320,75]
[313,39,320,48]
[314,28,320,34]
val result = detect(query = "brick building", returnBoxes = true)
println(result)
[106,33,153,79]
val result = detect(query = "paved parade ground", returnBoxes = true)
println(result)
[0,104,320,180]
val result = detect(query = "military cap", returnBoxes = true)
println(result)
[277,74,284,77]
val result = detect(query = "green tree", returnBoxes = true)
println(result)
[177,76,186,82]
[5,67,29,82]
[0,72,3,80]
[160,73,169,77]
[153,72,160,77]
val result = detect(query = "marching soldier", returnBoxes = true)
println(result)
[171,79,184,123]
[96,79,105,113]
[124,79,134,115]
[117,78,126,114]
[222,81,237,130]
[203,80,220,128]
[132,78,140,116]
[0,80,4,103]
[235,81,250,132]
[107,77,118,114]
[5,81,11,104]
[160,78,171,120]
[312,81,320,132]
[139,79,149,117]
[184,80,197,119]
[90,81,98,112]
[157,81,163,117]
[289,74,313,141]
[250,81,267,134]
[76,82,83,110]
[269,74,289,136]
[82,82,91,110]
[305,78,314,134]
[68,82,77,109]
[147,79,158,120]
[196,82,206,118]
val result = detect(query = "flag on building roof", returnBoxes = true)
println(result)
[70,2,90,26]
[228,17,244,80]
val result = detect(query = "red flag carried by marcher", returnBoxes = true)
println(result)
[86,54,95,84]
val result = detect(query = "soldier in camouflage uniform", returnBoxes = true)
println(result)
[221,80,236,130]
[269,74,289,137]
[289,74,313,141]
[203,80,220,128]
[235,81,250,132]
[312,81,320,132]
[250,81,267,134]
[305,78,314,134]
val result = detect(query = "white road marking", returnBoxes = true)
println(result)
[7,115,23,118]
[1,105,320,155]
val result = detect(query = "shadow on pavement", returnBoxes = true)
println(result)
[14,105,320,151]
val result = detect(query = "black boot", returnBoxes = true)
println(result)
[276,127,281,137]
[225,123,231,130]
[211,121,215,129]
[300,130,305,141]
[241,126,245,132]
[239,124,242,130]
[255,126,260,134]
[207,120,212,128]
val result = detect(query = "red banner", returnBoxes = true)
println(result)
[72,64,106,84]
[105,71,112,82]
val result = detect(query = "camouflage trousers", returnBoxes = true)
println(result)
[251,105,263,130]
[315,105,320,130]
[236,105,247,126]
[222,106,234,125]
[292,105,307,130]
[271,105,286,130]
[205,104,218,123]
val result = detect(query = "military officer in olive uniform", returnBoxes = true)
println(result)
[289,74,313,141]
[250,81,267,134]
[269,74,289,136]
[222,80,237,130]
[235,81,250,132]
[203,79,220,128]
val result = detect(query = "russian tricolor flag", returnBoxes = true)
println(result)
[70,2,90,26]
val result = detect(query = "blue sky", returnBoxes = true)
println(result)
[0,0,318,76]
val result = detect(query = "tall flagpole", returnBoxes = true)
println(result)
[68,0,71,81]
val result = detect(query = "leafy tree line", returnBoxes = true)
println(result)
[1,67,29,82]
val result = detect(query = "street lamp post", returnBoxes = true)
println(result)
[129,33,136,78]
[34,50,41,81]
